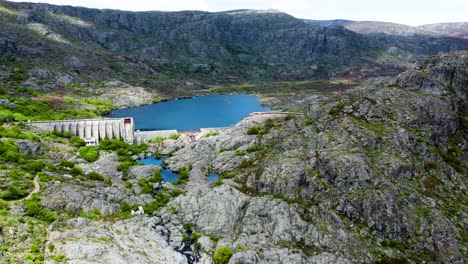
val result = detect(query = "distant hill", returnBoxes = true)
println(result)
[304,19,468,39]
[418,22,468,39]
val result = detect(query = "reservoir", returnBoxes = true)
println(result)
[106,94,269,131]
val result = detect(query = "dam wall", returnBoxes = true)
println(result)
[27,111,294,145]
[29,117,135,144]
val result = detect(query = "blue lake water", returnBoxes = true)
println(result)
[207,172,219,183]
[160,169,179,182]
[106,94,269,131]
[138,155,179,182]
[138,155,163,166]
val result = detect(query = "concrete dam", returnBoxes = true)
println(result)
[28,112,294,145]
[30,117,135,145]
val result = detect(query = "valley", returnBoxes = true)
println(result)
[0,1,466,263]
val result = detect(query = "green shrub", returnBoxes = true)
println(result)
[1,186,28,200]
[239,159,253,168]
[213,247,233,264]
[21,160,45,173]
[144,191,170,215]
[305,118,315,125]
[138,179,153,194]
[105,177,112,186]
[52,129,73,139]
[38,172,53,182]
[328,102,345,115]
[150,136,166,143]
[247,125,264,135]
[70,136,85,147]
[0,198,8,208]
[204,131,219,138]
[170,189,182,197]
[11,73,25,82]
[30,243,39,253]
[213,179,223,187]
[87,171,104,181]
[60,160,75,168]
[179,167,189,180]
[93,208,101,216]
[4,149,22,163]
[79,146,99,162]
[149,170,163,184]
[264,118,275,130]
[235,149,246,156]
[246,145,265,153]
[117,161,137,173]
[70,166,83,176]
[24,199,56,223]
[169,133,180,140]
[120,201,131,213]
[99,138,147,155]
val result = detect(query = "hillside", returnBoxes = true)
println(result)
[0,0,464,96]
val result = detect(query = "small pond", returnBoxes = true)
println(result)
[138,155,179,182]
[138,155,221,183]
[207,172,219,183]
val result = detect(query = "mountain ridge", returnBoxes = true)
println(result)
[0,0,465,95]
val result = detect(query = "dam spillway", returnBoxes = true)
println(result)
[29,117,135,145]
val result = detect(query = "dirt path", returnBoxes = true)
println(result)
[25,175,40,200]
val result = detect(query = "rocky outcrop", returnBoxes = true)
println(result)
[98,82,156,108]
[46,217,188,264]
[128,165,161,180]
[16,139,44,155]
[41,180,153,214]
[78,152,123,180]
[64,56,88,70]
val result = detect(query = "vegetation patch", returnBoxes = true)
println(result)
[24,197,56,223]
[204,130,220,138]
[79,146,99,162]
[247,124,264,135]
[213,246,233,264]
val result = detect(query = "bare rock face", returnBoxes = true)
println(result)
[128,165,161,180]
[46,217,188,264]
[16,140,44,155]
[40,181,153,215]
[78,152,123,180]
[98,83,155,108]
[159,185,249,238]
[228,251,258,264]
[64,56,88,70]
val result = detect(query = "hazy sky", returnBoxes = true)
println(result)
[7,0,468,26]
